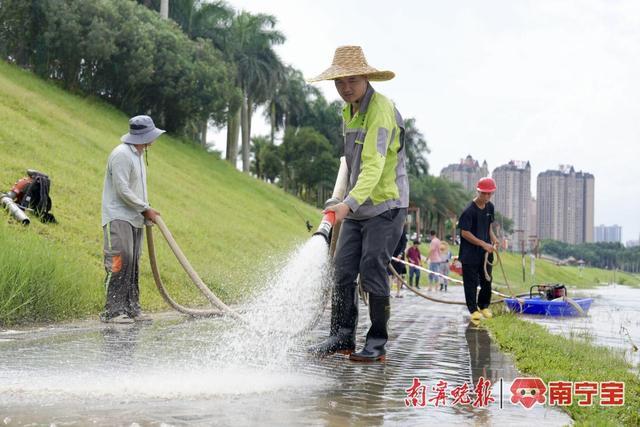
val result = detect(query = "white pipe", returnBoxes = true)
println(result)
[331,156,348,201]
[391,256,464,284]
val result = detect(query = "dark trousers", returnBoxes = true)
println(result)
[334,208,407,297]
[461,261,492,313]
[103,220,143,317]
[409,267,421,287]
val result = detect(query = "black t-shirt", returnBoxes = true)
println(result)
[458,201,494,265]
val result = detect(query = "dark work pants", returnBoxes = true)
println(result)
[103,220,144,317]
[334,208,407,297]
[461,261,492,314]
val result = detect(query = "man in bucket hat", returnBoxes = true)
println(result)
[100,115,164,324]
[307,46,409,362]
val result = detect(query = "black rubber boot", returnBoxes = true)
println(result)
[350,295,390,362]
[308,284,358,357]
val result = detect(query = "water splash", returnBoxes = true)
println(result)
[209,235,333,368]
[0,236,335,401]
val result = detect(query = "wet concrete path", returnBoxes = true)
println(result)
[0,286,571,426]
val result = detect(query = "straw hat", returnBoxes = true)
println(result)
[307,46,395,82]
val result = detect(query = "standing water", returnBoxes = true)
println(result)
[0,236,571,425]
[527,284,640,369]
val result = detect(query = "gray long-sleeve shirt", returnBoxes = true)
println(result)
[101,143,149,228]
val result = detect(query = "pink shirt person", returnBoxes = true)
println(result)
[429,236,442,263]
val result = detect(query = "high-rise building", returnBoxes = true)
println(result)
[528,197,537,243]
[492,161,531,250]
[594,224,622,243]
[537,165,594,244]
[440,155,489,193]
[626,236,640,248]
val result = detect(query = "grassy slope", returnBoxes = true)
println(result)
[0,61,319,324]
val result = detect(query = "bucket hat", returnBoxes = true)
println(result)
[121,115,166,145]
[307,46,395,82]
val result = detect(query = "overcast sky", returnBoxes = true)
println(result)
[212,0,640,243]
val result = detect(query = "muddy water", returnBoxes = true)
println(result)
[0,286,570,426]
[527,284,640,369]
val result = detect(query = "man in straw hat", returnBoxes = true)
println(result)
[100,115,164,324]
[307,46,409,362]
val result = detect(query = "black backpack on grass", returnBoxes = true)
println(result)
[18,171,56,223]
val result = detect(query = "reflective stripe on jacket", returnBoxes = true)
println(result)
[342,84,409,220]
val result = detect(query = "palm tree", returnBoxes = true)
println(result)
[264,66,311,143]
[410,175,468,238]
[224,11,285,172]
[186,1,235,147]
[403,117,430,177]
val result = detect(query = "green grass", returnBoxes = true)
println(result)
[485,314,640,426]
[0,61,320,325]
[0,219,98,323]
[445,245,640,293]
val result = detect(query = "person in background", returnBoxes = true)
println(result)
[100,115,164,324]
[389,224,408,297]
[458,177,499,324]
[427,230,442,291]
[406,239,423,288]
[439,241,452,291]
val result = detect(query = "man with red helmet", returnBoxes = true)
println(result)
[457,177,500,323]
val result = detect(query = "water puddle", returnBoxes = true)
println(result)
[0,238,571,425]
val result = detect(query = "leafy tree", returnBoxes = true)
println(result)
[0,0,236,135]
[493,211,514,236]
[296,96,343,156]
[540,240,640,273]
[410,175,468,238]
[250,135,282,183]
[280,127,338,205]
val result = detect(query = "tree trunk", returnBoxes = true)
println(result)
[226,106,240,167]
[240,93,251,173]
[160,0,169,19]
[200,118,208,147]
[270,101,276,144]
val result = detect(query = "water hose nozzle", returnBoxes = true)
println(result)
[313,211,336,244]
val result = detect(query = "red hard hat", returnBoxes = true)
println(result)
[476,177,497,193]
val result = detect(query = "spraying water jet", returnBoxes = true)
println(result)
[145,156,350,332]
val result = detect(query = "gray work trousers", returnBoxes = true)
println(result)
[334,208,407,297]
[102,219,144,317]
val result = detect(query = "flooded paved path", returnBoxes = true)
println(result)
[0,286,571,426]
